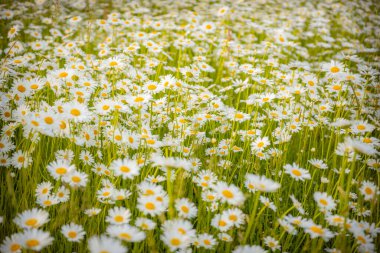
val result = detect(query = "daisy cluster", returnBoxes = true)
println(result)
[0,0,379,252]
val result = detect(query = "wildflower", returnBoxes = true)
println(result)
[175,198,198,219]
[359,181,378,201]
[61,223,86,242]
[264,236,281,251]
[14,208,49,229]
[109,158,140,179]
[232,245,267,253]
[245,173,280,192]
[106,206,131,225]
[135,217,156,231]
[284,163,311,181]
[0,233,23,253]
[107,224,146,242]
[88,235,127,253]
[213,181,245,206]
[313,192,337,212]
[20,229,53,252]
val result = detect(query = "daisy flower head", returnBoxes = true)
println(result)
[137,195,168,216]
[109,158,140,179]
[11,150,32,170]
[251,136,270,151]
[245,173,280,192]
[264,236,281,251]
[35,181,53,198]
[175,198,198,219]
[301,220,335,241]
[322,60,345,80]
[232,245,267,253]
[0,233,23,253]
[20,229,53,252]
[213,181,245,206]
[197,233,217,249]
[88,235,127,253]
[62,102,91,123]
[211,214,233,232]
[135,217,156,231]
[107,224,146,242]
[62,170,88,188]
[161,219,196,252]
[359,181,378,201]
[201,22,216,33]
[221,208,245,228]
[313,192,337,212]
[284,163,311,181]
[308,159,328,170]
[106,206,131,225]
[350,120,375,134]
[14,208,49,229]
[216,6,229,17]
[84,208,101,217]
[61,223,86,242]
[47,159,76,180]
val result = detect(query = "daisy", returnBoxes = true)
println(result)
[135,217,156,231]
[161,219,196,252]
[216,6,229,17]
[326,214,345,227]
[109,158,140,179]
[260,196,277,211]
[79,150,94,166]
[211,214,233,232]
[308,159,328,169]
[55,186,70,203]
[62,102,91,123]
[35,181,53,198]
[0,233,23,253]
[350,120,375,134]
[84,208,102,217]
[290,195,305,214]
[359,181,378,201]
[63,171,88,188]
[106,206,131,225]
[137,195,168,216]
[301,220,335,241]
[11,150,32,170]
[47,159,76,180]
[37,195,59,208]
[197,233,217,249]
[88,235,127,253]
[251,136,270,151]
[245,173,280,192]
[20,229,53,252]
[264,236,281,251]
[313,192,337,212]
[232,245,267,253]
[61,223,86,242]
[175,198,198,219]
[284,163,311,181]
[322,60,345,79]
[218,233,232,242]
[112,189,132,201]
[201,22,216,33]
[0,137,15,153]
[55,149,75,163]
[14,208,49,229]
[213,181,245,206]
[221,208,245,228]
[107,224,146,242]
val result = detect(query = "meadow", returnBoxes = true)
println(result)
[0,0,379,252]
